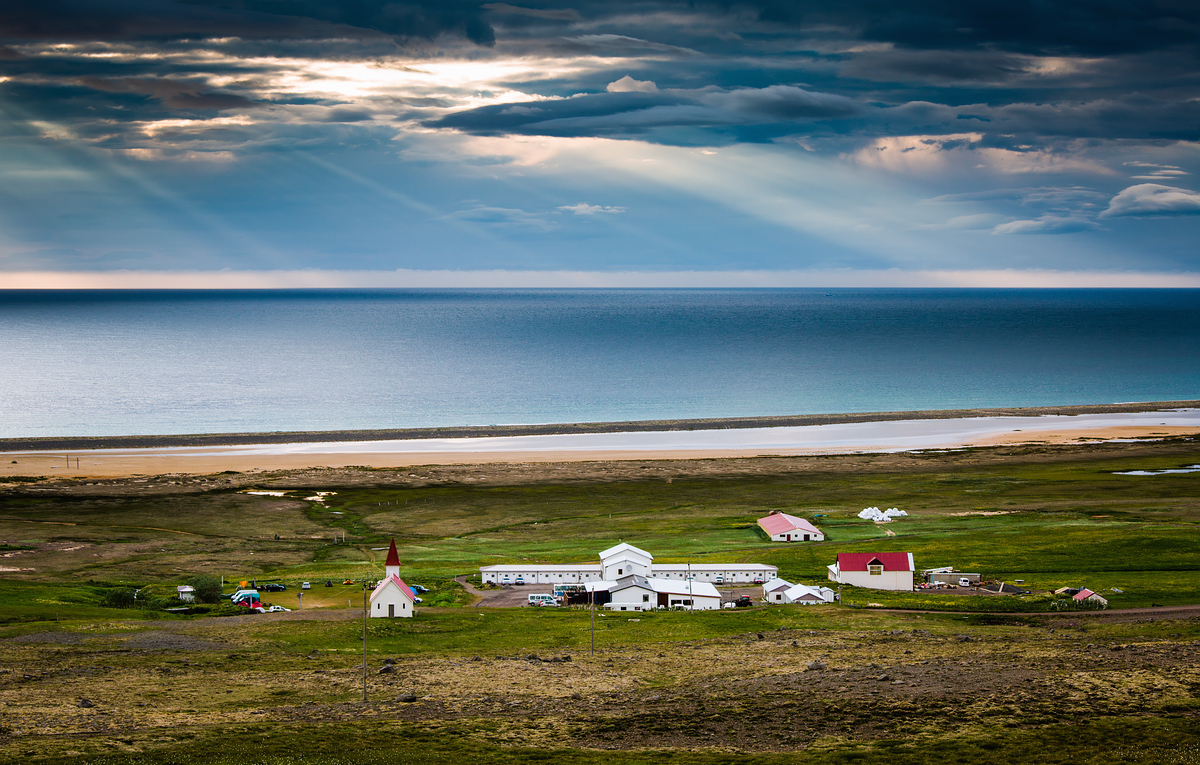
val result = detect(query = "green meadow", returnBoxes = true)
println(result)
[1,442,1199,618]
[2,440,1200,765]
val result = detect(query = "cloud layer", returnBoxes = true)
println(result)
[0,0,1197,277]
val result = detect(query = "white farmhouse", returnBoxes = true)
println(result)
[480,543,777,585]
[757,512,824,542]
[370,538,418,618]
[827,552,915,591]
[176,585,195,603]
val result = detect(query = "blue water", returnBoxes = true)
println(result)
[1,289,1198,438]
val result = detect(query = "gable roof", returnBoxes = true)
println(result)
[758,512,822,537]
[783,583,833,601]
[764,578,793,593]
[1072,588,1096,601]
[650,579,720,598]
[370,574,416,603]
[598,542,653,561]
[385,538,400,567]
[611,574,652,591]
[835,552,915,572]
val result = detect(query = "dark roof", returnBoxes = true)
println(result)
[385,538,400,567]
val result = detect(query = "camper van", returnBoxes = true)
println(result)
[527,594,559,607]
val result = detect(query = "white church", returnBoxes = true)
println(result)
[369,538,418,618]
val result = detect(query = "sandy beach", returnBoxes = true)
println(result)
[2,405,1197,479]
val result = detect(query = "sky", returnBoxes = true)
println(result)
[2,0,1199,287]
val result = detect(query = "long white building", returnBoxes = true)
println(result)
[480,542,778,586]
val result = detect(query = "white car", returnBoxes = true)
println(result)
[265,605,291,613]
[301,582,311,590]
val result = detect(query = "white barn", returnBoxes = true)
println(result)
[595,575,722,611]
[370,539,418,618]
[827,552,915,591]
[480,543,777,585]
[757,512,825,542]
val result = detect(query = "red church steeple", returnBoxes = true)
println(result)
[384,537,400,577]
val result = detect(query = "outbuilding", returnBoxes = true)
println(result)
[763,578,793,603]
[176,585,195,603]
[827,552,915,591]
[758,512,824,542]
[781,583,836,604]
[1073,588,1109,607]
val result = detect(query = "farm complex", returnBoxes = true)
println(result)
[480,542,779,586]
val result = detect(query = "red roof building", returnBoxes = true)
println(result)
[758,512,824,542]
[827,552,916,591]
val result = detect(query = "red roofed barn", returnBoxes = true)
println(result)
[827,552,915,591]
[758,512,824,542]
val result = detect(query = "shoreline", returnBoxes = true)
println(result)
[0,406,1197,480]
[2,399,1198,452]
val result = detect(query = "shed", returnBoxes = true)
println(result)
[781,583,836,604]
[763,578,793,603]
[176,585,195,603]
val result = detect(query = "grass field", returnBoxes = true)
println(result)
[1,439,1199,763]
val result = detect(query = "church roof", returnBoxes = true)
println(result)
[385,538,400,567]
[371,574,416,602]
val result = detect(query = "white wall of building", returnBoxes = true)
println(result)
[828,567,913,592]
[370,582,415,619]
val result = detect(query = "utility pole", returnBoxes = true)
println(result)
[688,563,693,612]
[590,586,595,657]
[362,582,368,703]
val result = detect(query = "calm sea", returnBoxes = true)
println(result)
[1,289,1198,438]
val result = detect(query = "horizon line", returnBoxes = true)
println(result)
[3,268,1200,289]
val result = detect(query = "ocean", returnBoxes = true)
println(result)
[1,289,1198,438]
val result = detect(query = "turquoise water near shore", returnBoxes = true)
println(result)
[1,289,1198,438]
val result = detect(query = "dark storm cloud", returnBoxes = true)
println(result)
[0,0,496,46]
[739,0,1200,56]
[429,85,863,136]
[77,75,257,110]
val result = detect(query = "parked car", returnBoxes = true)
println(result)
[265,605,290,613]
[959,578,973,587]
[260,583,286,592]
[752,577,765,585]
[410,584,429,594]
[413,597,422,603]
[528,594,558,607]
[513,577,525,585]
[301,581,311,590]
